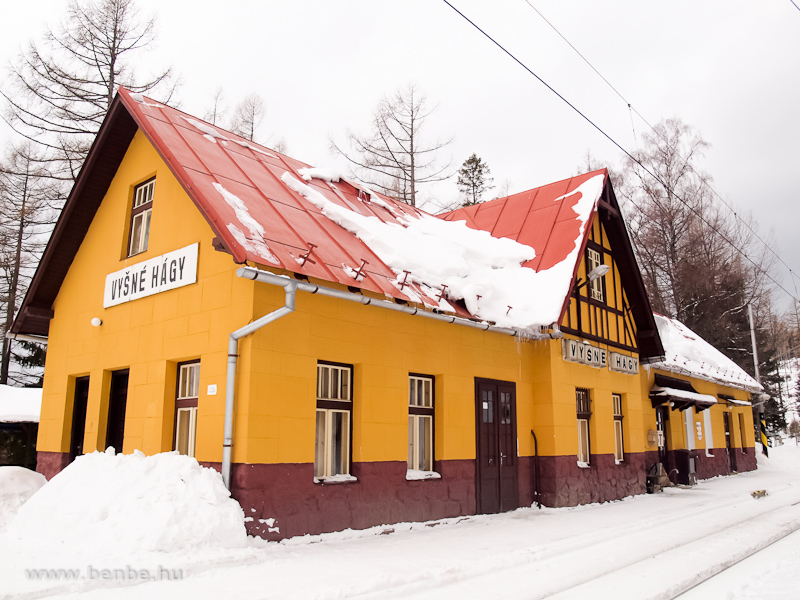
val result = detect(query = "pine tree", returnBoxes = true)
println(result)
[457,154,494,206]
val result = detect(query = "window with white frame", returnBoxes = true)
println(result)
[128,178,155,257]
[586,248,604,301]
[315,362,352,478]
[613,393,624,462]
[576,388,592,464]
[174,361,200,457]
[408,375,434,472]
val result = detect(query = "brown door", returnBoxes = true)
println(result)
[69,376,90,462]
[475,378,519,514]
[105,369,129,453]
[723,412,737,472]
[656,406,669,466]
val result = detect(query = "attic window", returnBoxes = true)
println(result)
[128,178,155,257]
[586,248,604,301]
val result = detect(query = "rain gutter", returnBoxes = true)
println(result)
[222,265,562,489]
[4,332,49,346]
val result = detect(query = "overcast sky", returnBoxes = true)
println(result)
[2,1,799,309]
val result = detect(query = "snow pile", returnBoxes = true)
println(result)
[298,167,341,182]
[179,116,229,144]
[280,173,605,330]
[652,314,761,391]
[213,182,279,265]
[0,466,45,531]
[0,384,42,422]
[6,449,247,553]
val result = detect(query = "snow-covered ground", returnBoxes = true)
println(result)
[2,445,799,600]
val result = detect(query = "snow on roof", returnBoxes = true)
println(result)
[650,314,762,393]
[0,385,41,423]
[117,88,608,332]
[651,385,717,407]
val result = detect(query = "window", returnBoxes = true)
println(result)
[613,393,624,462]
[174,361,200,457]
[315,362,352,478]
[586,248,604,301]
[128,178,155,256]
[576,388,592,464]
[408,375,434,472]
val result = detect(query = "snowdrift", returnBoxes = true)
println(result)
[6,449,246,553]
[0,466,46,531]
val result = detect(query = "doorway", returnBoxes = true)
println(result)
[475,378,518,514]
[655,406,669,466]
[69,376,90,462]
[105,369,129,453]
[723,412,737,473]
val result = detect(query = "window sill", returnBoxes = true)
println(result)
[314,474,358,485]
[406,469,441,481]
[576,461,591,469]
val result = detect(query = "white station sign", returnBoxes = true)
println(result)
[609,351,639,374]
[104,243,198,308]
[562,340,639,375]
[562,338,607,368]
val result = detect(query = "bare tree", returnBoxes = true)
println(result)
[494,178,513,199]
[1,0,176,182]
[331,84,452,207]
[229,93,266,142]
[0,143,58,385]
[203,87,227,126]
[619,117,778,378]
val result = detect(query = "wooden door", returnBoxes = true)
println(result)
[475,378,519,514]
[656,406,669,466]
[105,370,129,453]
[723,412,736,473]
[69,376,90,462]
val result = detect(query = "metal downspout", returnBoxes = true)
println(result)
[222,279,297,489]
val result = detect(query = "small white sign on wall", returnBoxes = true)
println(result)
[103,243,198,308]
[207,384,218,396]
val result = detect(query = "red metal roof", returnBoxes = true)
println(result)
[120,88,611,324]
[119,88,469,313]
[441,170,607,273]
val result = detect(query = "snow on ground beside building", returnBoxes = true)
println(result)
[651,314,762,391]
[0,466,45,531]
[6,449,247,554]
[0,384,42,423]
[2,445,800,599]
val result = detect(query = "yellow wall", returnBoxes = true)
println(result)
[238,280,543,464]
[548,336,644,457]
[39,130,254,458]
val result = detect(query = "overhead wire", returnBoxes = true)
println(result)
[790,0,800,13]
[440,0,800,304]
[520,0,800,294]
